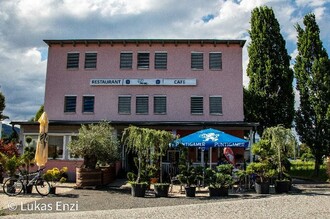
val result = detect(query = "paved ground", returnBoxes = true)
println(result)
[1,179,329,218]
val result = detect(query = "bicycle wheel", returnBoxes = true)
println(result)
[3,178,24,196]
[35,178,51,196]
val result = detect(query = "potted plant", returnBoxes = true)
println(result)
[205,164,234,197]
[263,126,296,193]
[246,161,276,194]
[68,122,119,188]
[122,126,174,197]
[153,183,170,197]
[43,167,68,194]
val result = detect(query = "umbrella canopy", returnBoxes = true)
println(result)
[173,128,249,149]
[34,112,49,167]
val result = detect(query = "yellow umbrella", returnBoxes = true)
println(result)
[35,112,49,167]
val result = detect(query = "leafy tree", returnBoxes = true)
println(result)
[245,6,294,135]
[34,105,44,122]
[0,92,9,120]
[68,122,119,169]
[294,13,330,175]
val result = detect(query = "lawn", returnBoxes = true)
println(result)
[290,160,329,182]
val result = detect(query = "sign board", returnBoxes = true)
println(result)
[90,78,197,86]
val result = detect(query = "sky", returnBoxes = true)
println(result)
[0,0,329,123]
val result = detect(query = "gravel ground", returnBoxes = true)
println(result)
[1,180,329,218]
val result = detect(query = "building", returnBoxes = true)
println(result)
[14,39,257,180]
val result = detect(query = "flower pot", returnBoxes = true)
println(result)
[49,187,56,195]
[131,183,147,197]
[254,182,270,194]
[154,184,169,197]
[185,186,196,197]
[209,187,229,197]
[76,167,102,188]
[24,185,33,194]
[275,180,290,193]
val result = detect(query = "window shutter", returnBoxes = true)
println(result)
[154,96,166,114]
[120,52,133,69]
[83,96,94,113]
[155,52,167,69]
[191,53,203,70]
[136,96,149,114]
[209,53,222,70]
[191,96,203,114]
[210,96,223,114]
[64,96,77,112]
[118,96,131,114]
[67,53,79,69]
[84,53,97,69]
[137,53,150,69]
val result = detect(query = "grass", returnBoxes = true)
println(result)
[290,160,329,182]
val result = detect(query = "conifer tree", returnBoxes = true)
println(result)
[294,13,330,175]
[245,6,294,135]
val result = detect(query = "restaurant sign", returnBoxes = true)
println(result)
[90,78,197,86]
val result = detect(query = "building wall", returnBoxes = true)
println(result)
[44,40,244,122]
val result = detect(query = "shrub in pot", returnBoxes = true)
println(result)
[262,126,296,193]
[246,161,276,194]
[43,167,68,194]
[205,164,234,197]
[153,183,170,197]
[122,126,174,197]
[68,122,119,187]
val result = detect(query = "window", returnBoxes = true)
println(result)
[84,52,97,69]
[155,52,167,69]
[191,52,203,70]
[83,96,95,113]
[48,136,64,159]
[67,53,79,69]
[120,52,133,69]
[118,96,131,114]
[136,96,149,114]
[209,52,222,70]
[69,136,82,159]
[64,96,77,113]
[210,96,223,114]
[137,52,150,69]
[191,96,203,114]
[154,96,166,114]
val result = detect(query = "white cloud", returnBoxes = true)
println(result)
[0,0,329,121]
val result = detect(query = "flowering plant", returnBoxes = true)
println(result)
[43,167,68,187]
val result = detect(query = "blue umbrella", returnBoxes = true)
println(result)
[173,128,249,149]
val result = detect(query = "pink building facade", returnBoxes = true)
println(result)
[16,39,257,180]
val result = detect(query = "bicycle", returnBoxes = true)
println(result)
[3,167,51,196]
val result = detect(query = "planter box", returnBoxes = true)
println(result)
[101,165,116,185]
[154,184,170,197]
[185,186,196,197]
[275,180,290,193]
[131,183,147,197]
[255,182,270,194]
[209,187,229,197]
[76,167,102,188]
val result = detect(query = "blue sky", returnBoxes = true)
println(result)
[0,0,329,122]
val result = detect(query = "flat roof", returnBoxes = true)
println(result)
[43,39,246,47]
[12,120,258,130]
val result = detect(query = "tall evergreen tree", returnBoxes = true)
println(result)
[294,13,330,175]
[246,6,294,135]
[0,92,9,120]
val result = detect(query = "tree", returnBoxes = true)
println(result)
[294,13,330,176]
[245,6,294,135]
[0,92,9,120]
[34,105,44,122]
[68,122,119,169]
